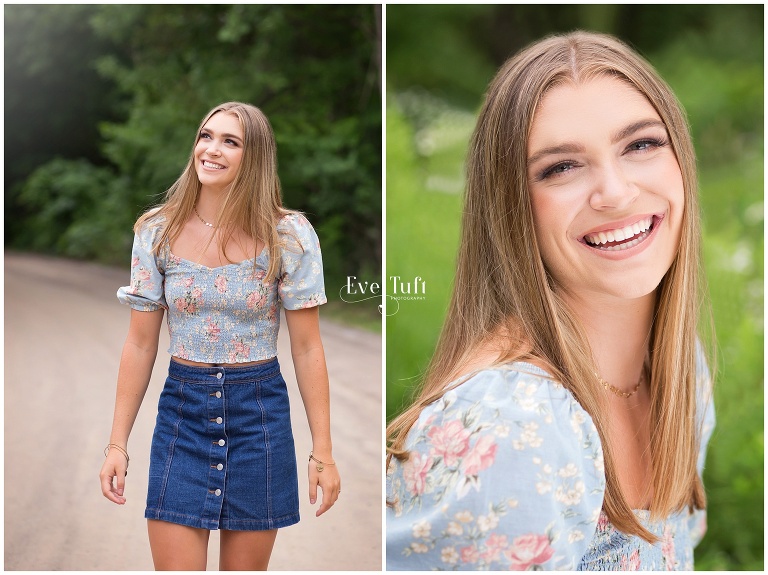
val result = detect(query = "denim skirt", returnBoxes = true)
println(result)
[145,357,300,531]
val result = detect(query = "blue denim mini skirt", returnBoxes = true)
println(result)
[145,357,300,531]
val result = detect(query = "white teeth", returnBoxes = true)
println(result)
[584,216,653,246]
[203,161,224,169]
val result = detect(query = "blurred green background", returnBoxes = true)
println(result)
[386,5,763,570]
[5,4,382,328]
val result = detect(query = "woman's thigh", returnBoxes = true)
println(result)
[219,529,278,571]
[147,519,210,570]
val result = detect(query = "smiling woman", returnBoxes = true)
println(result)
[99,102,340,570]
[386,32,715,570]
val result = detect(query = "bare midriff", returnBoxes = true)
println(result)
[171,356,275,368]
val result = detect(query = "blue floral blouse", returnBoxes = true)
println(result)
[387,353,715,571]
[117,212,327,363]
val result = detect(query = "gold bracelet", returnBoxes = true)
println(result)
[309,451,335,472]
[104,443,130,468]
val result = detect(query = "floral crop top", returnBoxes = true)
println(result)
[117,212,326,363]
[386,346,715,571]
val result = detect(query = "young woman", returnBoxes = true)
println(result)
[99,102,341,570]
[386,32,715,570]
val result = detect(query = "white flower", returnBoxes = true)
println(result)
[495,424,510,437]
[512,440,524,450]
[508,498,519,508]
[446,521,463,536]
[524,383,537,396]
[558,463,578,477]
[555,481,586,506]
[441,546,459,565]
[412,520,431,539]
[454,511,474,523]
[477,511,499,532]
[411,543,429,554]
[532,456,542,465]
[536,481,552,494]
[568,530,585,543]
[542,464,552,474]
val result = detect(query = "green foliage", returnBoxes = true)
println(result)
[386,5,763,570]
[6,5,381,287]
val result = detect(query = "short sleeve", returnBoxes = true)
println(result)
[689,341,716,547]
[277,213,327,310]
[386,365,606,570]
[116,220,168,312]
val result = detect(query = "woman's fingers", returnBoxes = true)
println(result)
[309,465,341,517]
[100,457,127,504]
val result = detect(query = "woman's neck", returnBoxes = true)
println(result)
[561,288,655,392]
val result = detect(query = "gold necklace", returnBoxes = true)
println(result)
[596,368,644,399]
[194,206,216,228]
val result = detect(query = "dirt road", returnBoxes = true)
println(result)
[4,252,382,571]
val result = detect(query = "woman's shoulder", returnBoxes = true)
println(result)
[276,211,312,233]
[433,362,594,429]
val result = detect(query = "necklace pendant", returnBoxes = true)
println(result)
[316,463,324,472]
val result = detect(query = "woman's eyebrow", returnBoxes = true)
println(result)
[611,119,667,144]
[527,119,667,166]
[527,143,585,167]
[200,128,243,142]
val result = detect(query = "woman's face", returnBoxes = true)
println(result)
[526,75,685,302]
[194,112,244,193]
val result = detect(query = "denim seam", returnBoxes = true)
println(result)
[157,380,185,510]
[255,380,273,527]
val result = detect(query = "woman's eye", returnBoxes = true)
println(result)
[199,132,211,140]
[540,161,576,180]
[225,139,238,146]
[626,137,667,153]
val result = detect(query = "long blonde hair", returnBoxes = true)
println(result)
[387,31,713,543]
[135,101,294,279]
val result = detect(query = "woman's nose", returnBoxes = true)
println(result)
[589,161,639,211]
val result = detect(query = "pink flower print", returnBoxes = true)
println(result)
[481,533,508,564]
[620,549,641,571]
[460,545,480,564]
[228,338,251,363]
[662,526,676,570]
[246,290,267,310]
[403,451,433,496]
[184,276,195,288]
[267,304,277,322]
[205,318,221,342]
[461,435,498,477]
[250,268,267,282]
[596,511,610,532]
[214,274,228,294]
[131,256,140,267]
[192,287,202,299]
[504,534,555,570]
[176,344,189,360]
[427,420,470,467]
[135,268,151,283]
[174,297,188,312]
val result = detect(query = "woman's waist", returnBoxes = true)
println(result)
[168,355,281,383]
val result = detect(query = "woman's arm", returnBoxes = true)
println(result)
[284,306,340,517]
[99,308,164,504]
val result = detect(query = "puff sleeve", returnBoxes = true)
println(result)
[689,342,716,548]
[386,364,606,571]
[116,220,168,311]
[277,213,327,310]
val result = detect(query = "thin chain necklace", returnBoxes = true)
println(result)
[596,366,645,399]
[194,205,216,228]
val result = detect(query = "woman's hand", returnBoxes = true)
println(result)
[99,448,129,505]
[308,454,341,517]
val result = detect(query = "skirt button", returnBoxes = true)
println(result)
[216,417,223,424]
[218,439,226,446]
[215,391,222,398]
[216,372,222,379]
[217,463,224,471]
[215,489,222,496]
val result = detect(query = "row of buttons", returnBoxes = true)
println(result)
[212,378,224,497]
